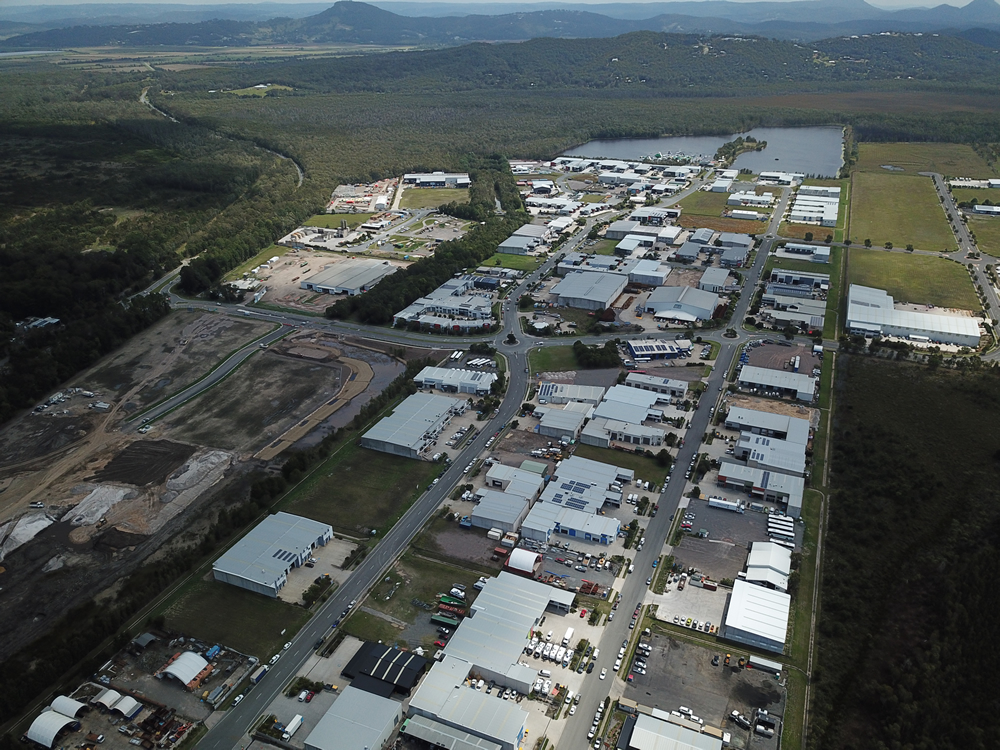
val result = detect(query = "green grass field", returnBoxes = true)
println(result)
[590,239,617,255]
[399,187,468,209]
[572,444,670,486]
[580,194,607,203]
[967,215,1000,257]
[847,249,978,309]
[340,610,405,647]
[366,553,481,626]
[950,187,1000,206]
[856,142,997,178]
[281,441,440,535]
[224,244,292,281]
[849,172,953,251]
[162,578,311,659]
[486,253,541,271]
[678,190,729,216]
[767,256,831,275]
[528,345,580,373]
[306,213,375,229]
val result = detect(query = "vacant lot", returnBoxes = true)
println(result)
[305,213,375,229]
[572,443,670,487]
[162,578,311,660]
[847,249,978,309]
[950,187,999,206]
[281,440,438,536]
[967,215,1000,256]
[591,239,617,255]
[678,215,761,235]
[400,187,468,209]
[855,142,996,178]
[679,190,730,216]
[224,243,293,281]
[528,345,580,373]
[486,253,541,271]
[161,351,343,453]
[366,553,480,626]
[850,172,953,250]
[92,440,195,486]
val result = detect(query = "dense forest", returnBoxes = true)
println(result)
[812,357,1000,750]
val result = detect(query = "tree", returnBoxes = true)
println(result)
[864,238,872,248]
[906,244,914,251]
[804,232,814,242]
[655,449,672,469]
[825,234,833,244]
[521,403,535,413]
[885,241,893,249]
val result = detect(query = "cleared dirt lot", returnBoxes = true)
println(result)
[92,439,195,486]
[160,345,343,454]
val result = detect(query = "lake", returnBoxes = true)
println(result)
[563,126,844,177]
[0,50,61,58]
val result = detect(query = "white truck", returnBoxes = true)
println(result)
[708,497,745,513]
[282,715,304,741]
[562,627,575,647]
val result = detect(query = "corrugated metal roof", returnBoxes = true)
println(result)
[301,259,396,292]
[361,392,460,451]
[402,715,502,750]
[304,686,401,750]
[723,580,790,646]
[628,713,722,750]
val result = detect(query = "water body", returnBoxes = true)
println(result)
[563,126,844,177]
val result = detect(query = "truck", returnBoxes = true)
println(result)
[282,715,304,741]
[708,497,745,513]
[249,665,268,684]
[562,627,574,647]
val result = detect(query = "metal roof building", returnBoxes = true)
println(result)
[299,259,397,296]
[745,541,792,592]
[403,172,470,187]
[51,697,86,717]
[471,489,530,533]
[552,271,628,311]
[580,417,666,449]
[689,228,715,245]
[645,286,720,322]
[304,685,402,750]
[536,407,586,439]
[673,242,702,263]
[720,580,791,654]
[360,392,465,459]
[737,365,817,402]
[605,220,641,239]
[342,642,429,694]
[158,651,211,689]
[521,502,621,546]
[735,434,807,477]
[626,338,692,361]
[720,247,749,268]
[717,461,804,518]
[497,235,538,255]
[212,512,333,597]
[724,406,810,444]
[537,382,605,405]
[718,232,753,250]
[401,714,504,750]
[27,711,80,748]
[625,373,688,399]
[484,464,545,499]
[414,366,497,395]
[627,713,722,750]
[698,268,731,294]
[846,284,982,347]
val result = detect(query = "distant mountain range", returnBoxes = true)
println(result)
[4,0,1000,47]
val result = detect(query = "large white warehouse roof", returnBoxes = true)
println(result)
[27,711,78,748]
[161,651,210,686]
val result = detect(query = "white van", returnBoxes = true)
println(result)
[539,669,551,678]
[592,649,599,659]
[476,679,484,691]
[298,691,309,702]
[629,564,635,574]
[565,690,574,705]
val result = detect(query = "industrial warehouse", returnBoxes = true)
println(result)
[303,686,402,750]
[298,258,398,296]
[846,284,982,347]
[413,366,497,395]
[212,512,334,597]
[720,579,792,654]
[360,392,467,459]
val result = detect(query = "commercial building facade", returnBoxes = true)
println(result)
[360,393,466,459]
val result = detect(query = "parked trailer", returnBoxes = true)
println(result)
[562,627,574,646]
[768,528,795,542]
[451,350,464,360]
[431,614,461,628]
[282,715,304,741]
[249,666,268,684]
[708,497,745,513]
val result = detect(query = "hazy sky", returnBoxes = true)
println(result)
[0,0,974,8]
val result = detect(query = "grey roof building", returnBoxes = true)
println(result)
[535,407,587,439]
[645,286,720,321]
[737,365,817,402]
[537,382,606,405]
[471,489,530,533]
[552,271,627,311]
[304,686,402,750]
[720,247,749,268]
[212,512,333,597]
[673,242,702,263]
[414,366,497,395]
[497,235,537,255]
[689,227,715,245]
[299,259,397,296]
[360,392,466,459]
[720,580,791,654]
[698,267,732,293]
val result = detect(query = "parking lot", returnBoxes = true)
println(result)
[648,579,726,631]
[623,634,785,748]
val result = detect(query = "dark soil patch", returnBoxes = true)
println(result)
[92,440,196,486]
